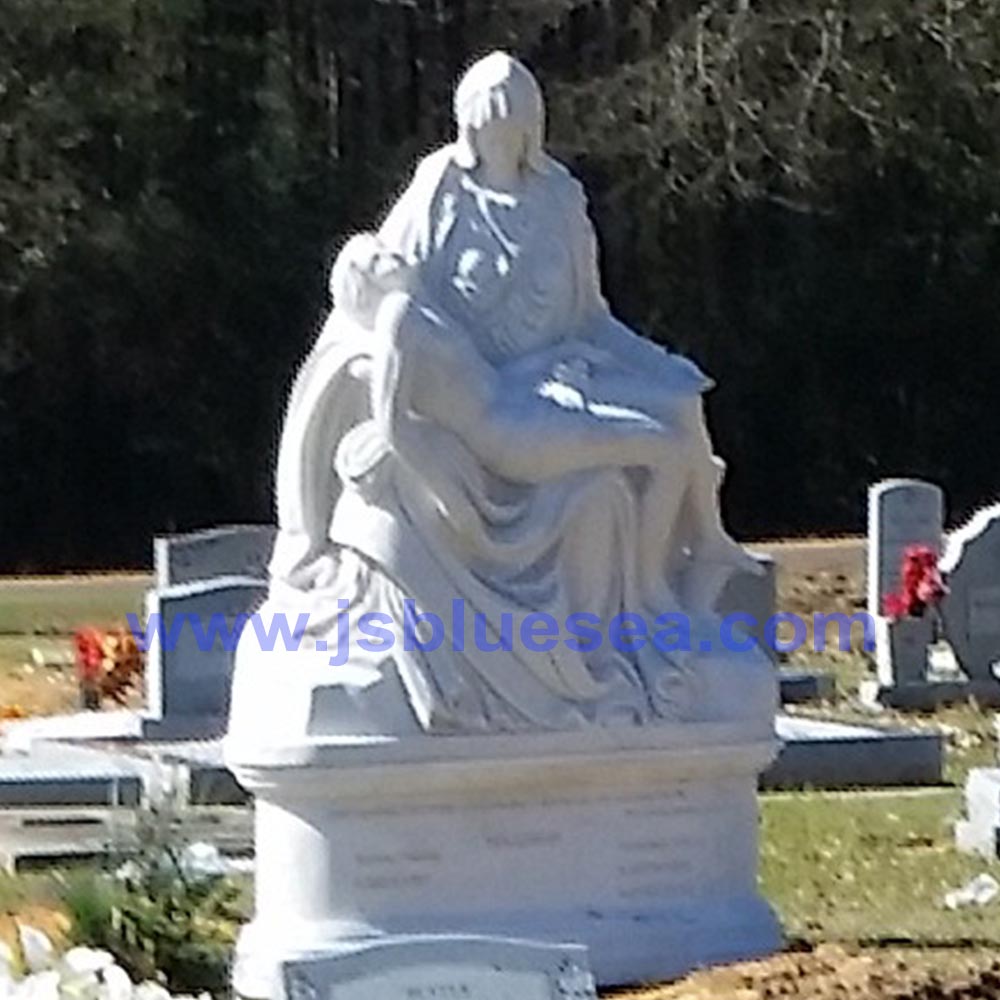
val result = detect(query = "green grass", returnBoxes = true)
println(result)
[0,636,48,672]
[761,789,1000,947]
[0,576,149,636]
[0,634,77,668]
[0,871,63,913]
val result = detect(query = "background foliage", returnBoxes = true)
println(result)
[3,0,999,569]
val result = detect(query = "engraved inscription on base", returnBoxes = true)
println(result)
[291,964,558,1000]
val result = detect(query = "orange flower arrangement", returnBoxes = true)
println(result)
[72,626,144,709]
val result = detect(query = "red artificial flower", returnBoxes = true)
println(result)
[881,544,948,621]
[72,624,144,707]
[882,592,910,620]
[73,627,104,684]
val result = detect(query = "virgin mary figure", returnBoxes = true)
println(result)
[228,52,774,740]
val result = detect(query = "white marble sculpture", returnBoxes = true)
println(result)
[227,51,771,740]
[225,53,779,996]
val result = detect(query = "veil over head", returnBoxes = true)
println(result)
[453,51,548,173]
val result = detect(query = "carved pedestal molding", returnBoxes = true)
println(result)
[225,723,780,996]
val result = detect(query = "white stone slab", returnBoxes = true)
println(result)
[3,710,147,752]
[0,800,253,873]
[956,768,1000,858]
[2,712,938,817]
[2,708,235,752]
[0,742,143,806]
[282,937,595,1000]
[0,806,127,873]
[962,767,1000,825]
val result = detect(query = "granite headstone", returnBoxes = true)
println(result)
[867,479,944,690]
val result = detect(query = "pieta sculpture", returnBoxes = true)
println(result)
[228,51,774,739]
[225,54,779,994]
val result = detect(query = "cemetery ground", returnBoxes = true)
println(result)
[0,574,148,716]
[4,546,1000,997]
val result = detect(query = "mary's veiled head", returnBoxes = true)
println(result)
[453,52,547,174]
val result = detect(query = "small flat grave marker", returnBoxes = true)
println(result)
[282,938,596,1000]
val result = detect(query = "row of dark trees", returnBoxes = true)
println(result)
[3,0,1000,570]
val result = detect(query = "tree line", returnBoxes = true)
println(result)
[3,0,999,570]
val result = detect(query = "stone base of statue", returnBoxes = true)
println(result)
[224,682,780,997]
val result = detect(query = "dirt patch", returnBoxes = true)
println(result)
[756,537,866,641]
[0,662,80,717]
[754,537,865,579]
[609,945,1000,1000]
